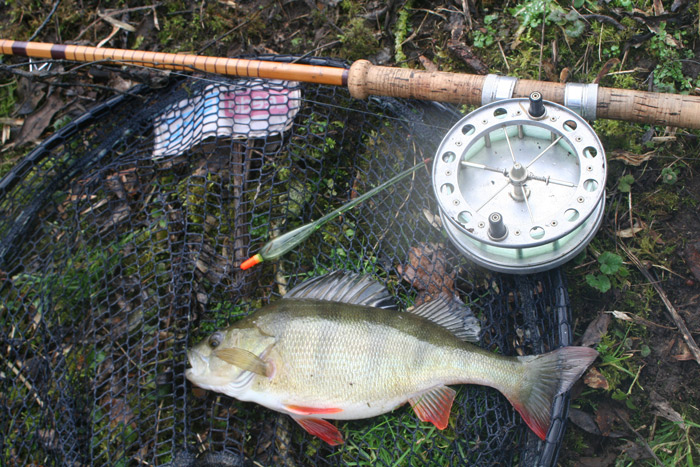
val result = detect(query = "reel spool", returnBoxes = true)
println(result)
[433,93,606,274]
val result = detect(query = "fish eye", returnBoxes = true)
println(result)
[208,332,223,348]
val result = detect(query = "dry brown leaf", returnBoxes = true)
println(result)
[14,93,64,147]
[608,149,654,166]
[650,390,686,428]
[685,240,700,281]
[418,55,439,72]
[616,221,647,238]
[595,401,621,436]
[584,367,610,390]
[581,312,611,347]
[594,58,621,84]
[396,243,456,304]
[568,408,602,435]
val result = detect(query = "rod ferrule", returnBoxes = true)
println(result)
[481,74,518,105]
[564,82,599,120]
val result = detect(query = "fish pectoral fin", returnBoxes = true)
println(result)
[284,404,343,416]
[214,347,270,377]
[408,385,456,430]
[292,416,344,446]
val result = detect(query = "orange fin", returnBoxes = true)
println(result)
[508,346,598,440]
[284,404,343,415]
[293,417,344,446]
[408,385,456,430]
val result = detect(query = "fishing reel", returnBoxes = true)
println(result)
[432,90,606,274]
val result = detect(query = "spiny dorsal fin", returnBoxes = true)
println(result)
[284,271,397,309]
[408,297,481,343]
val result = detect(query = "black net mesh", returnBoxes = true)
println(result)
[1,57,573,466]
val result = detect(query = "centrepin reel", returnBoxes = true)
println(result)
[433,92,606,274]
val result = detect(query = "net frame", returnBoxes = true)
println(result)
[1,56,573,466]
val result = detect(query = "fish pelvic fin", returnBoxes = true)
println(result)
[408,385,457,430]
[214,347,271,377]
[292,416,344,446]
[509,346,598,440]
[284,404,343,416]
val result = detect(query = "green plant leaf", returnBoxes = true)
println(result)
[641,344,651,357]
[661,167,678,185]
[598,251,623,275]
[586,273,611,293]
[618,174,635,193]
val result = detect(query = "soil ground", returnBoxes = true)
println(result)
[1,1,699,465]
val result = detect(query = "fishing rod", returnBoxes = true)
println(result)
[2,39,700,129]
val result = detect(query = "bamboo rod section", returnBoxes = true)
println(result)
[0,40,347,86]
[3,39,700,129]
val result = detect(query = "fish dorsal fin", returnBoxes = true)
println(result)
[408,297,481,343]
[284,271,397,309]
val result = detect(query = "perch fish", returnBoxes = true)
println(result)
[185,271,597,445]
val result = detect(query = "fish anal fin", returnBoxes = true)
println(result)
[408,385,456,430]
[293,417,344,446]
[284,404,343,415]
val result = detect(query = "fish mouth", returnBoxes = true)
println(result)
[185,349,207,382]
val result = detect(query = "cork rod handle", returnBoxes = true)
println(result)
[348,60,700,129]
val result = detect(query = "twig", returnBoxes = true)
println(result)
[617,241,700,365]
[582,14,626,30]
[613,407,664,465]
[28,0,62,41]
[197,9,263,54]
[538,1,546,81]
[1,355,45,408]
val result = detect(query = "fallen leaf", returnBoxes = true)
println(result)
[584,367,610,390]
[616,221,647,238]
[618,440,653,461]
[594,58,621,84]
[568,408,602,435]
[595,401,625,437]
[653,0,665,15]
[672,343,694,361]
[650,390,686,428]
[396,243,456,303]
[14,93,64,146]
[16,77,47,115]
[447,40,489,75]
[685,240,700,282]
[418,55,439,72]
[574,453,617,467]
[581,312,611,347]
[422,209,442,230]
[608,149,654,166]
[559,67,570,83]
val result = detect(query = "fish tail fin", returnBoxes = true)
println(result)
[508,346,598,440]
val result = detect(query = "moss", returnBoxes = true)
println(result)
[337,17,381,62]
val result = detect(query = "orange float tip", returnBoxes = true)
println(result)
[240,253,263,270]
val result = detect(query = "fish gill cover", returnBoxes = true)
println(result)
[1,56,571,466]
